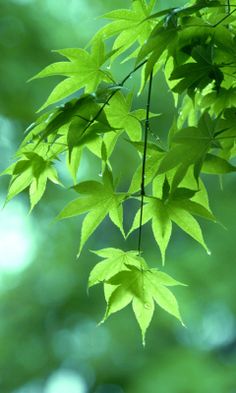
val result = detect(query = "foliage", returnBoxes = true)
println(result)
[2,0,236,344]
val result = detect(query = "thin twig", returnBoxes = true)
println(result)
[212,6,236,27]
[138,69,153,256]
[227,0,231,14]
[81,60,147,136]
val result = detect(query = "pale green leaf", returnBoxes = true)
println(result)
[128,197,171,264]
[88,248,146,287]
[167,200,210,254]
[202,154,236,174]
[57,168,127,256]
[31,45,111,111]
[66,146,82,183]
[6,167,33,203]
[129,145,164,194]
[29,171,48,211]
[105,92,145,141]
[101,264,184,344]
[92,0,154,63]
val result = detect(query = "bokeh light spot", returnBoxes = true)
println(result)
[0,201,37,274]
[44,370,87,393]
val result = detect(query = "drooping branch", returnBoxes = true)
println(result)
[138,69,154,255]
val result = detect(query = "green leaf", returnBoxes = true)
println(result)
[30,41,112,111]
[201,88,236,116]
[105,92,146,141]
[29,172,48,212]
[147,1,221,21]
[22,97,94,145]
[92,0,155,63]
[169,45,224,96]
[89,248,147,287]
[66,146,82,184]
[167,200,211,253]
[202,154,236,174]
[158,113,217,185]
[5,153,61,210]
[86,131,120,159]
[128,143,164,194]
[137,22,178,64]
[102,264,184,345]
[57,167,127,256]
[6,166,33,203]
[129,178,213,263]
[137,23,178,87]
[64,95,115,157]
[128,197,172,264]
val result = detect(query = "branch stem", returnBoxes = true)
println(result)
[137,69,154,255]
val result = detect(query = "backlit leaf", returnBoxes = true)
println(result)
[57,167,127,256]
[101,264,185,345]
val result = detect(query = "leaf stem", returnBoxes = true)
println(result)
[227,0,231,13]
[138,69,154,255]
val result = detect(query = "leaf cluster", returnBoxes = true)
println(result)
[2,0,236,343]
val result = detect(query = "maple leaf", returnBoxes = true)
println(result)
[201,87,236,116]
[91,0,156,62]
[57,168,128,256]
[88,248,148,288]
[128,174,215,263]
[29,39,114,111]
[157,112,221,187]
[4,152,61,211]
[128,142,164,194]
[105,92,147,141]
[100,264,185,345]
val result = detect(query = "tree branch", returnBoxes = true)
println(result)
[138,69,153,255]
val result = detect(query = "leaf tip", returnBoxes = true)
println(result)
[27,75,36,83]
[206,249,211,256]
[181,320,187,328]
[142,338,146,347]
[97,318,105,327]
[2,198,8,209]
[86,283,90,296]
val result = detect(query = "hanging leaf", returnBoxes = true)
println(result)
[4,153,61,210]
[98,263,185,345]
[157,112,220,185]
[57,167,128,256]
[105,92,148,141]
[88,248,148,288]
[91,0,156,63]
[30,39,114,111]
[128,174,214,263]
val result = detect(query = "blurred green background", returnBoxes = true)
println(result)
[0,1,236,392]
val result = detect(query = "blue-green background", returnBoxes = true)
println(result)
[0,1,236,392]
